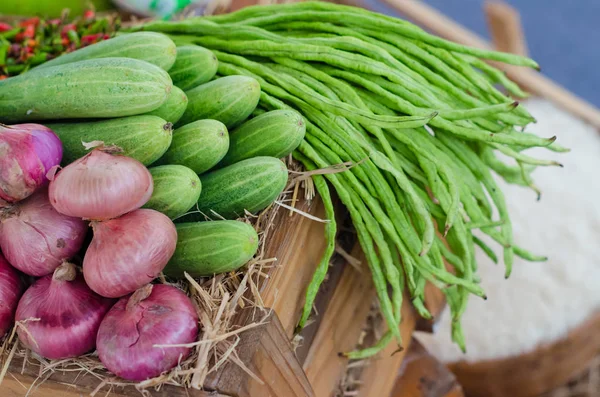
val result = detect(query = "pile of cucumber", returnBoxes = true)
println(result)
[0,32,306,278]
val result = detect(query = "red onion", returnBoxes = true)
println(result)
[0,123,62,206]
[0,253,24,337]
[97,284,198,381]
[15,262,114,359]
[0,188,88,276]
[83,209,177,298]
[48,149,153,220]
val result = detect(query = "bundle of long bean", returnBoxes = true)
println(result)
[136,1,565,355]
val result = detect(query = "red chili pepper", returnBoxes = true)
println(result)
[15,33,24,42]
[23,25,35,39]
[84,10,96,20]
[19,17,40,28]
[26,39,37,48]
[61,37,70,46]
[61,24,77,37]
[82,33,103,45]
[103,34,111,40]
[0,75,7,80]
[0,23,12,32]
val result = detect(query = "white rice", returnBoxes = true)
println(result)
[416,98,600,363]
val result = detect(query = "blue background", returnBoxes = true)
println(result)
[364,0,600,108]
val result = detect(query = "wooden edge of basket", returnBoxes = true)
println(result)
[449,311,600,397]
[258,196,329,340]
[204,307,314,397]
[391,339,464,397]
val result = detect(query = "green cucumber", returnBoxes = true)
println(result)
[164,220,259,277]
[157,119,229,174]
[189,156,288,220]
[143,165,202,220]
[219,109,306,167]
[35,32,177,71]
[147,85,188,124]
[178,75,260,128]
[47,115,173,166]
[0,58,172,122]
[169,45,218,91]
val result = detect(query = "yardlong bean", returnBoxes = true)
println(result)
[139,1,565,353]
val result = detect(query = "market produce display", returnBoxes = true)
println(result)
[0,0,565,384]
[136,1,564,354]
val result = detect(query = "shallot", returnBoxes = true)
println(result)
[15,262,114,359]
[83,209,177,298]
[0,123,62,206]
[0,253,24,337]
[49,149,153,220]
[0,188,88,276]
[97,284,198,381]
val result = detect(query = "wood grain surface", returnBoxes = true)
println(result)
[302,246,375,397]
[260,198,328,339]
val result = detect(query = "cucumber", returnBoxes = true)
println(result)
[169,45,218,91]
[157,119,229,174]
[219,110,306,167]
[46,115,173,166]
[178,75,260,128]
[0,58,172,122]
[164,221,259,277]
[143,165,202,220]
[35,32,177,71]
[146,86,188,124]
[189,157,288,220]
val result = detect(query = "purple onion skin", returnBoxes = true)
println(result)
[0,254,24,337]
[84,209,177,298]
[15,268,114,360]
[0,188,88,276]
[0,124,62,205]
[97,284,198,381]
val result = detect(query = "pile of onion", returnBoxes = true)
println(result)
[0,188,88,276]
[15,262,114,359]
[97,284,198,381]
[0,123,62,206]
[49,149,153,220]
[0,253,24,337]
[84,209,177,298]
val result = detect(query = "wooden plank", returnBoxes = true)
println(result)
[484,1,528,56]
[2,358,224,397]
[205,308,314,397]
[379,0,600,128]
[294,253,347,366]
[449,311,600,397]
[302,246,375,397]
[391,340,464,397]
[260,198,328,339]
[356,294,417,397]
